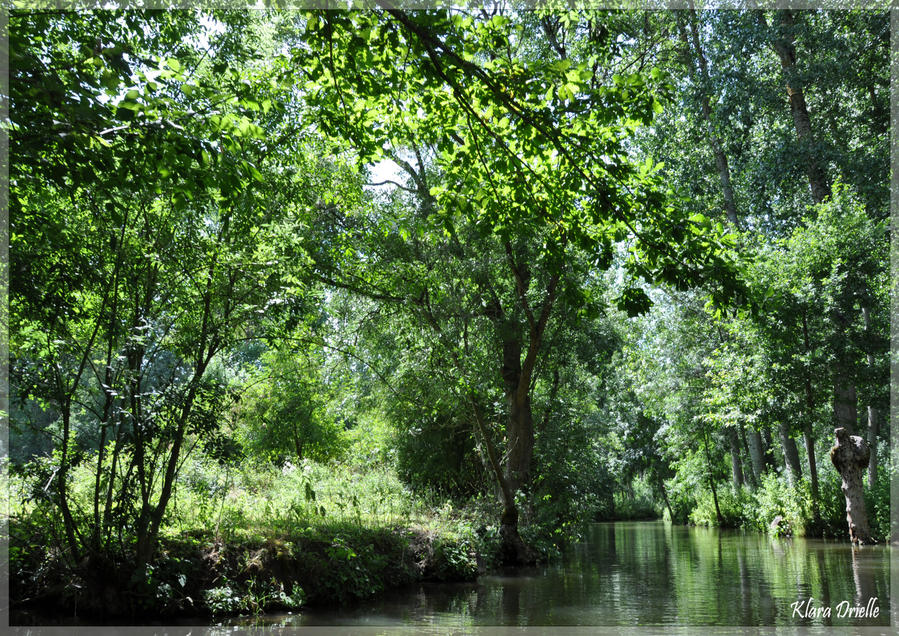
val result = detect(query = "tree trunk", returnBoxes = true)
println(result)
[762,427,775,471]
[862,306,879,487]
[763,10,830,204]
[501,327,535,495]
[738,425,757,489]
[800,309,820,520]
[830,427,876,544]
[500,248,559,497]
[828,299,859,443]
[778,421,802,487]
[470,402,534,565]
[658,476,675,523]
[57,408,81,562]
[679,9,740,227]
[507,397,535,496]
[866,405,879,488]
[702,428,724,526]
[746,427,765,488]
[709,475,723,526]
[802,425,821,523]
[729,428,745,492]
[833,371,858,433]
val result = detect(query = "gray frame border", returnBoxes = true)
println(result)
[2,2,895,635]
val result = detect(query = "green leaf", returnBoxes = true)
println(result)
[616,287,652,317]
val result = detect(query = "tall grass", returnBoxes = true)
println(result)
[164,453,481,543]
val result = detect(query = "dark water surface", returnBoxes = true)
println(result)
[224,521,892,628]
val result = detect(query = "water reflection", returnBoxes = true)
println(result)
[226,521,890,627]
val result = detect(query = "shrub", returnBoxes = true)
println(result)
[750,473,814,535]
[531,413,616,532]
[612,492,659,521]
[689,487,751,528]
[864,463,891,542]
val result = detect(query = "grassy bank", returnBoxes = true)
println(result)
[10,456,504,622]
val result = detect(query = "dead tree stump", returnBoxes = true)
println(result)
[830,427,876,545]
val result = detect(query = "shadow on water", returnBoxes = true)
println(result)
[216,521,889,628]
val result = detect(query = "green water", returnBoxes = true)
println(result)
[226,521,893,628]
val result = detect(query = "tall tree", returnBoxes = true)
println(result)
[10,10,320,575]
[289,7,741,560]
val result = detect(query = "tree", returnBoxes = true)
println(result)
[234,345,346,465]
[287,7,741,561]
[621,8,888,534]
[10,10,318,581]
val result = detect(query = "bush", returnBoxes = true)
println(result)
[393,413,484,498]
[864,463,891,542]
[343,409,396,469]
[531,413,616,533]
[689,487,751,528]
[814,471,852,538]
[234,348,347,465]
[749,473,814,535]
[612,492,659,521]
[660,477,697,524]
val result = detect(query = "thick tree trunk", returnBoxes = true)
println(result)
[833,371,858,433]
[499,504,534,566]
[507,395,535,495]
[778,421,802,487]
[501,329,534,495]
[746,427,765,488]
[470,401,535,565]
[830,297,859,438]
[830,427,876,544]
[501,246,558,497]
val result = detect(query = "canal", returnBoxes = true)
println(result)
[220,520,893,628]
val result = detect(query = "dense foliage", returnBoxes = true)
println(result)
[9,6,889,620]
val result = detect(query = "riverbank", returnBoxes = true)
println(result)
[682,470,891,541]
[157,523,899,627]
[10,458,509,623]
[12,519,493,624]
[13,449,888,624]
